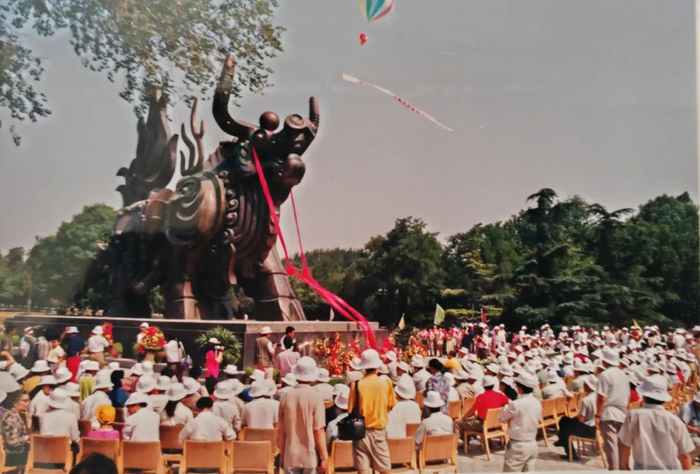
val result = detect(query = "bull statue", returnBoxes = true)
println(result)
[100,55,317,320]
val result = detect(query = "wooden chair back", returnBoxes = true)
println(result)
[567,395,580,417]
[421,434,456,467]
[564,375,574,386]
[415,392,425,409]
[541,398,557,419]
[461,397,476,417]
[78,419,92,438]
[540,381,547,389]
[240,428,278,454]
[121,441,162,471]
[325,401,335,409]
[628,400,641,410]
[554,397,568,418]
[448,400,461,419]
[329,440,355,473]
[159,424,185,451]
[232,441,273,473]
[0,438,16,473]
[78,437,119,463]
[182,440,225,472]
[387,437,415,468]
[483,407,505,432]
[406,423,420,438]
[28,435,72,471]
[114,407,125,423]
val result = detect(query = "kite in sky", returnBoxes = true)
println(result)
[360,0,394,22]
[342,74,454,132]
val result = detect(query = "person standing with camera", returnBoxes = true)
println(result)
[205,338,225,395]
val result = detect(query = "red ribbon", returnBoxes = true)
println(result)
[252,148,378,350]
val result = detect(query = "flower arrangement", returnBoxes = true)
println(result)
[401,334,427,362]
[140,326,166,353]
[314,332,363,376]
[102,323,117,357]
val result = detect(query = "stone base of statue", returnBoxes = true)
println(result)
[5,314,385,368]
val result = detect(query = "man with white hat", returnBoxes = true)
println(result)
[499,371,542,472]
[212,381,242,432]
[275,373,297,401]
[415,391,453,451]
[254,326,276,380]
[555,375,598,460]
[679,392,700,461]
[411,356,431,392]
[386,373,421,439]
[619,374,694,470]
[542,370,572,400]
[150,376,172,415]
[39,388,80,444]
[314,368,334,404]
[385,351,399,381]
[82,372,113,428]
[348,349,396,474]
[596,346,630,470]
[242,379,279,429]
[28,374,56,417]
[123,392,160,441]
[278,356,328,474]
[345,358,364,386]
[87,326,111,369]
[454,370,477,399]
[63,382,82,420]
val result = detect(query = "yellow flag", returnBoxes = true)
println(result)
[434,304,445,326]
[633,320,640,328]
[398,314,406,330]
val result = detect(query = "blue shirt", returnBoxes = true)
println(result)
[240,388,253,403]
[65,335,85,357]
[107,388,129,408]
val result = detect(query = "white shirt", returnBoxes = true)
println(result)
[150,394,168,415]
[619,405,695,470]
[412,369,431,392]
[415,412,454,447]
[40,409,80,443]
[82,390,111,426]
[242,398,279,429]
[387,400,422,439]
[500,393,542,441]
[164,340,183,364]
[275,386,294,401]
[314,383,334,403]
[179,411,236,444]
[123,406,161,441]
[597,367,630,423]
[66,399,81,421]
[29,391,50,417]
[46,346,66,365]
[542,383,572,400]
[578,393,597,426]
[326,413,348,448]
[87,335,110,353]
[448,387,460,402]
[160,402,194,426]
[213,400,242,432]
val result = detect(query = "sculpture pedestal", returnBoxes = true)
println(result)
[5,314,386,368]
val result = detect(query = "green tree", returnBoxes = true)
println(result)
[2,0,283,143]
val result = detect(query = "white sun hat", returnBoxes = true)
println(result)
[156,376,172,392]
[92,326,104,335]
[93,373,114,390]
[125,392,150,406]
[316,368,331,383]
[397,361,411,374]
[486,363,500,375]
[483,375,498,388]
[249,380,269,398]
[260,327,273,335]
[637,374,672,402]
[130,363,144,376]
[411,356,426,369]
[223,365,242,375]
[349,358,363,371]
[514,371,539,389]
[359,349,382,370]
[47,388,69,410]
[501,376,517,391]
[333,384,349,397]
[423,391,444,408]
[454,370,470,381]
[9,364,29,381]
[335,391,349,410]
[467,366,484,381]
[54,367,72,385]
[141,361,154,374]
[140,322,149,329]
[281,373,297,387]
[385,351,397,362]
[263,379,277,397]
[208,338,220,345]
[602,347,620,366]
[38,375,57,387]
[228,379,245,396]
[31,360,51,373]
[378,364,390,375]
[86,361,100,372]
[166,383,187,402]
[213,382,234,400]
[444,372,456,387]
[499,365,514,377]
[547,371,560,384]
[182,377,201,396]
[250,369,266,381]
[394,373,417,400]
[66,326,79,334]
[0,372,20,393]
[64,382,80,398]
[107,362,120,371]
[292,356,320,383]
[136,376,157,393]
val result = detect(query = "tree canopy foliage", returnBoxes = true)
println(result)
[1,0,283,144]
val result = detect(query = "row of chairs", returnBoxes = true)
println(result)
[328,434,458,474]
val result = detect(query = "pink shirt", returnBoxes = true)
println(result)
[88,429,120,439]
[276,349,300,378]
[205,350,220,379]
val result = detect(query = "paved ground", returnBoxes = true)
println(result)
[456,434,606,472]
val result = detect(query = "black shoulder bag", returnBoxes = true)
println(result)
[338,381,366,441]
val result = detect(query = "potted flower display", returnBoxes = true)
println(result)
[140,326,166,363]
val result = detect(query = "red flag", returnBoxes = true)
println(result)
[481,307,487,324]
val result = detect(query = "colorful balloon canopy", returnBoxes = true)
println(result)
[360,0,394,22]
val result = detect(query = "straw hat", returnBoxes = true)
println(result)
[394,373,416,400]
[292,357,319,383]
[637,374,672,402]
[166,383,187,402]
[125,392,150,406]
[136,376,157,393]
[359,349,382,370]
[423,391,444,408]
[47,388,69,410]
[213,382,234,400]
[31,360,51,373]
[316,368,331,383]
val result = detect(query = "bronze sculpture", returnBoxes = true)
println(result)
[100,55,317,321]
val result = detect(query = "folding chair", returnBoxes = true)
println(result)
[461,407,507,460]
[554,397,568,422]
[159,424,185,467]
[419,434,457,474]
[240,428,279,455]
[538,398,558,447]
[231,441,274,474]
[181,440,226,474]
[121,440,163,473]
[76,437,119,464]
[26,435,73,473]
[461,397,476,417]
[569,432,607,468]
[328,440,357,474]
[566,394,580,418]
[78,419,92,439]
[406,423,420,438]
[387,437,416,473]
[448,400,461,419]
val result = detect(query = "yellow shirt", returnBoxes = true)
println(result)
[444,358,463,373]
[348,373,396,430]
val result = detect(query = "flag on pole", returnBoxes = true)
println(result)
[398,314,406,330]
[329,308,335,321]
[481,307,487,325]
[633,320,640,328]
[434,304,445,326]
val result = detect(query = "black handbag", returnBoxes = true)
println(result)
[338,381,366,441]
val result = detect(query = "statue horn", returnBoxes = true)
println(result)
[309,97,319,129]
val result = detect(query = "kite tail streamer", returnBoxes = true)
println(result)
[252,148,378,350]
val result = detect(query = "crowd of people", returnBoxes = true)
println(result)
[1,320,700,473]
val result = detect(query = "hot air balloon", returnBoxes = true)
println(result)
[359,32,368,45]
[360,0,394,23]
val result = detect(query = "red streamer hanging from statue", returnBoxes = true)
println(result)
[252,148,378,350]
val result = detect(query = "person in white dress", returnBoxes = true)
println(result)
[81,372,113,429]
[387,374,422,439]
[414,391,453,450]
[242,379,279,429]
[179,397,236,444]
[160,383,194,426]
